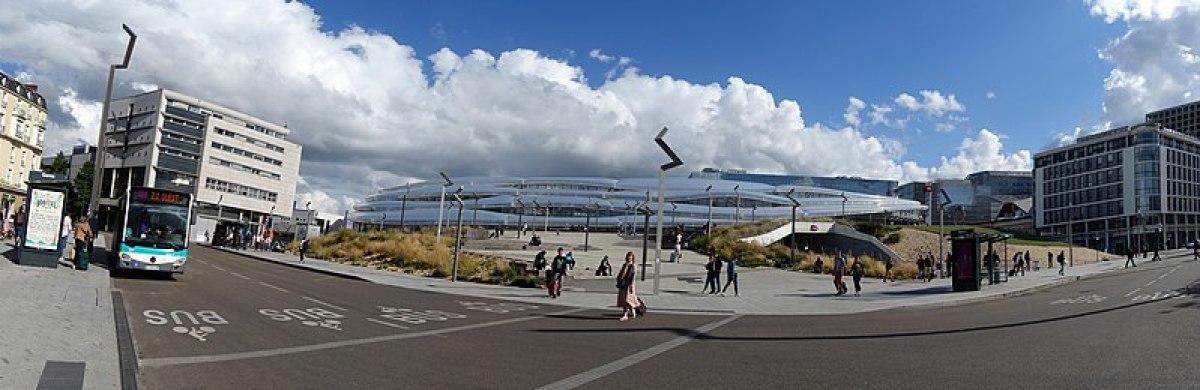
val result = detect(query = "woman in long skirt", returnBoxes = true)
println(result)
[616,251,640,321]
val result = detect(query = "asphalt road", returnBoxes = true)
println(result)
[112,247,1200,389]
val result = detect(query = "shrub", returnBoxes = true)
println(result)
[883,232,902,244]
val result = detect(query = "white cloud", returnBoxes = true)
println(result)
[892,90,965,117]
[588,48,613,62]
[1087,0,1200,23]
[986,91,996,99]
[908,129,1033,181]
[843,96,865,127]
[1090,1,1200,127]
[0,0,1031,205]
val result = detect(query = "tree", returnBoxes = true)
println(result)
[46,151,69,176]
[72,160,94,215]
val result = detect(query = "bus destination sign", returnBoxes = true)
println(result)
[133,189,188,205]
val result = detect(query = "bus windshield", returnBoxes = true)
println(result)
[125,203,189,250]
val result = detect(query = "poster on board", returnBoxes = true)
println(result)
[24,188,65,251]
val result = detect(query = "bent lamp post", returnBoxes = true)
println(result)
[653,127,684,294]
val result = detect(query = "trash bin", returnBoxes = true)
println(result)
[75,248,90,271]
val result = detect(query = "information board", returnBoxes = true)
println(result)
[24,188,65,251]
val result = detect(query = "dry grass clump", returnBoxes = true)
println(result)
[292,229,541,286]
[788,255,919,279]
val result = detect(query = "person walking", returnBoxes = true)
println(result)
[1024,250,1033,272]
[833,253,847,296]
[533,250,548,272]
[703,251,722,294]
[12,206,24,247]
[616,252,640,321]
[299,238,310,262]
[73,213,94,271]
[884,256,893,282]
[1047,251,1054,271]
[849,258,865,297]
[58,211,74,264]
[1013,251,1025,276]
[814,257,825,274]
[549,248,568,298]
[926,251,936,282]
[1125,248,1137,268]
[721,256,739,296]
[1057,250,1066,276]
[1193,239,1199,261]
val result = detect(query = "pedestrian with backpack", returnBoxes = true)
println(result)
[833,253,848,296]
[703,250,722,294]
[849,258,865,297]
[549,248,568,298]
[299,238,310,263]
[721,256,739,296]
[616,252,640,321]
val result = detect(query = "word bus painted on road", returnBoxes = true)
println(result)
[143,309,228,342]
[259,308,345,331]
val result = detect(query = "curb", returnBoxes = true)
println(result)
[200,244,1135,316]
[202,244,370,282]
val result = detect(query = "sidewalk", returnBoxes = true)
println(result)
[212,232,1163,316]
[0,240,119,390]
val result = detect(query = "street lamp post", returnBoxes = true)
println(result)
[1067,201,1074,267]
[584,201,593,252]
[399,186,409,231]
[638,203,651,282]
[302,201,311,241]
[515,198,525,238]
[670,202,678,225]
[704,185,713,237]
[785,189,800,267]
[451,188,465,282]
[840,192,848,225]
[89,24,137,220]
[733,185,741,225]
[751,205,757,221]
[543,201,551,234]
[652,127,684,295]
[472,192,479,227]
[435,172,453,244]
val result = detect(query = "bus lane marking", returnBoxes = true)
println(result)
[259,282,289,293]
[259,308,345,331]
[365,318,409,329]
[230,272,251,280]
[143,309,229,342]
[303,296,348,312]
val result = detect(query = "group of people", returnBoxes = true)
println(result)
[56,210,94,270]
[533,248,575,298]
[701,250,739,296]
[914,252,941,282]
[831,253,866,296]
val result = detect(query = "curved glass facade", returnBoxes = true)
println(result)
[351,177,927,229]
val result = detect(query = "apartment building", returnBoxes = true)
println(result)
[99,89,302,234]
[0,72,47,214]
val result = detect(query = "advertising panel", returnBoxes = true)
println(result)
[24,188,65,251]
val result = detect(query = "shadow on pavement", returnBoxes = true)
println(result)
[875,286,954,296]
[532,296,1186,341]
[2,246,16,265]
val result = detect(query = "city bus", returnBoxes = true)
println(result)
[110,187,193,274]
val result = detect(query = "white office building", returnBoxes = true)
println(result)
[98,89,302,235]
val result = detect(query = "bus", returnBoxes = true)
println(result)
[110,187,193,274]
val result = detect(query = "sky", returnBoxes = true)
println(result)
[1,0,1199,216]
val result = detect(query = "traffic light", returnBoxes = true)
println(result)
[924,182,933,193]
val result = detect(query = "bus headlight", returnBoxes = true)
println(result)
[120,253,132,262]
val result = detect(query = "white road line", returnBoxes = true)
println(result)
[1124,288,1142,297]
[211,265,227,272]
[139,308,588,368]
[1145,280,1157,287]
[535,314,744,390]
[303,296,348,312]
[258,282,288,293]
[230,272,251,280]
[365,318,409,329]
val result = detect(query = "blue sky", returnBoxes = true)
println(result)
[305,0,1126,162]
[7,0,1184,214]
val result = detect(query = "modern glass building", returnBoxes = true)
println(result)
[350,176,926,230]
[689,168,898,196]
[1034,123,1200,253]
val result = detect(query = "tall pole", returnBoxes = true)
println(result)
[1067,206,1074,267]
[640,205,650,281]
[584,202,592,252]
[90,24,137,220]
[451,190,464,282]
[670,202,677,225]
[472,192,479,226]
[733,185,741,225]
[544,202,550,234]
[399,193,408,231]
[939,205,945,276]
[705,185,713,236]
[786,189,799,267]
[652,127,683,295]
[515,198,524,238]
[435,172,453,244]
[841,192,848,225]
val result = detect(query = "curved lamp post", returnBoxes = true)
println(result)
[435,172,453,244]
[451,187,465,282]
[90,24,138,218]
[704,185,713,236]
[785,189,800,267]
